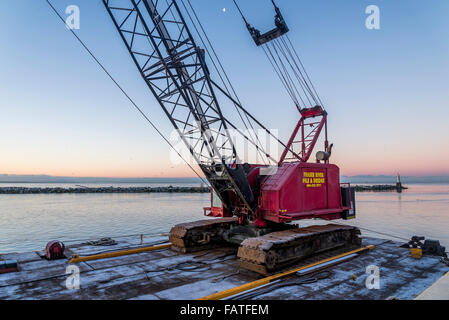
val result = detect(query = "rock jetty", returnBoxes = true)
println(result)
[0,186,210,194]
[353,184,407,192]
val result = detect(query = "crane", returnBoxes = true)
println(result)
[102,0,361,274]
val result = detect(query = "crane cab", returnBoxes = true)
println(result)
[259,162,355,223]
[205,161,355,224]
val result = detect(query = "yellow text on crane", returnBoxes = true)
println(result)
[302,171,325,187]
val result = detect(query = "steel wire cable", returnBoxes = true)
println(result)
[319,219,410,242]
[229,270,332,300]
[172,0,302,159]
[45,0,208,185]
[271,41,309,106]
[232,0,306,109]
[171,0,272,166]
[232,0,325,110]
[278,37,318,103]
[285,35,325,108]
[274,38,319,106]
[181,0,271,164]
[270,40,313,107]
[264,44,301,108]
[273,39,314,106]
[62,231,170,244]
[261,45,302,109]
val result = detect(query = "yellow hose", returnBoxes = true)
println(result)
[68,243,172,264]
[198,245,375,300]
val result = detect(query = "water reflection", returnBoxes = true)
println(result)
[0,184,448,253]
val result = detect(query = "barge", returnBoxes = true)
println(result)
[0,232,447,300]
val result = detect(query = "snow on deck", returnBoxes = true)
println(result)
[0,235,447,300]
[415,271,449,300]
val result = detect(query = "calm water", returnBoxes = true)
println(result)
[0,183,448,253]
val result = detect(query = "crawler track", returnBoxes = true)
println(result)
[169,218,238,252]
[237,224,362,274]
[170,219,361,275]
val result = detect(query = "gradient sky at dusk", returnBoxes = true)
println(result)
[1,0,448,178]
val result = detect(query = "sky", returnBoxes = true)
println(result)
[0,0,448,178]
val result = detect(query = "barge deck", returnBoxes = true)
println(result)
[0,234,447,300]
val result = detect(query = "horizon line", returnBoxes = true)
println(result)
[2,173,449,179]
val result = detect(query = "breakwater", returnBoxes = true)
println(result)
[0,186,210,194]
[0,185,407,194]
[353,184,407,192]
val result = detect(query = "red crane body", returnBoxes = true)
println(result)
[206,162,354,223]
[204,106,355,225]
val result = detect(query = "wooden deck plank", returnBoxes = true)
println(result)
[1,236,447,300]
[237,240,448,300]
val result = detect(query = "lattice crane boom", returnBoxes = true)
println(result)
[103,0,258,215]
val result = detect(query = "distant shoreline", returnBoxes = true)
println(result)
[0,184,408,194]
[0,186,210,194]
[353,184,407,192]
[1,174,449,184]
